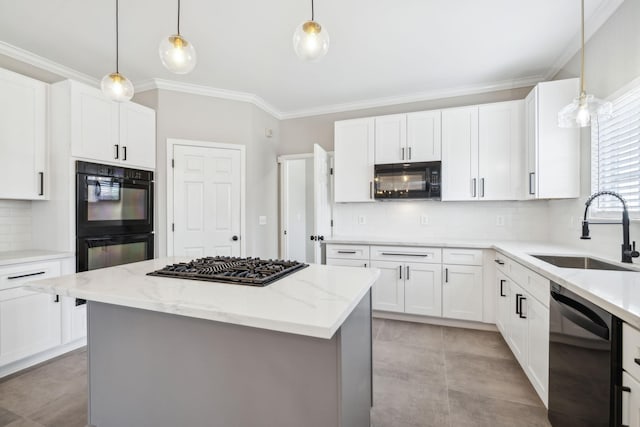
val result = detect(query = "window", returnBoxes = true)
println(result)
[591,79,640,216]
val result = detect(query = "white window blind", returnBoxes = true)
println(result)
[591,81,640,215]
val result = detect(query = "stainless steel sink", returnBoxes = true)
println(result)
[530,254,636,272]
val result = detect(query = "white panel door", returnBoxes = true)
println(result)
[478,100,524,200]
[441,106,479,201]
[404,262,442,317]
[508,282,528,366]
[334,118,375,202]
[496,272,510,336]
[119,101,156,169]
[623,372,640,427]
[407,110,442,162]
[71,82,120,163]
[374,114,407,164]
[173,145,242,257]
[526,294,549,406]
[313,144,332,263]
[442,264,483,321]
[370,261,405,313]
[0,68,47,200]
[524,88,538,199]
[0,288,61,365]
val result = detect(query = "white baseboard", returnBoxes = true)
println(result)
[373,311,498,332]
[0,338,87,379]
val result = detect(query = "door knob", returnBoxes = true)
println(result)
[232,235,239,241]
[318,236,324,241]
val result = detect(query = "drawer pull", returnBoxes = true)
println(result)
[635,358,640,366]
[499,279,506,297]
[7,271,45,280]
[54,295,60,303]
[381,253,428,257]
[494,259,505,265]
[337,251,357,254]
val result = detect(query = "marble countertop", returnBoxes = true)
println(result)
[325,236,640,328]
[0,250,74,267]
[25,257,380,340]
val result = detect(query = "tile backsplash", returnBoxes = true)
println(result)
[0,200,32,252]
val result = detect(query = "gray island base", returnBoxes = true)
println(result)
[87,290,372,427]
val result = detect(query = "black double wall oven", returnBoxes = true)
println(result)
[76,161,154,274]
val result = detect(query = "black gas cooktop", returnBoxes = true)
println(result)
[147,256,309,287]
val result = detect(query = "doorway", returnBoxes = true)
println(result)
[279,144,333,263]
[167,139,245,257]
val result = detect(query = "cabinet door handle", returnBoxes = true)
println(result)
[38,172,44,196]
[381,252,428,257]
[399,265,402,280]
[114,144,119,159]
[54,295,60,303]
[515,294,522,314]
[519,295,527,319]
[406,265,410,280]
[471,178,477,197]
[445,267,449,283]
[481,178,485,197]
[401,147,405,160]
[500,279,506,297]
[123,146,127,161]
[337,251,357,254]
[363,263,367,268]
[408,146,412,160]
[8,271,46,280]
[370,181,373,199]
[494,259,505,265]
[529,172,535,195]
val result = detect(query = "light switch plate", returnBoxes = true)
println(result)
[496,215,505,227]
[420,215,429,225]
[357,216,366,225]
[259,216,267,225]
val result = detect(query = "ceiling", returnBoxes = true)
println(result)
[0,0,623,118]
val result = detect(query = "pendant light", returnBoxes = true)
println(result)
[159,0,197,74]
[101,0,134,102]
[558,0,612,127]
[293,0,330,62]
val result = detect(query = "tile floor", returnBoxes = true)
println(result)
[0,319,551,427]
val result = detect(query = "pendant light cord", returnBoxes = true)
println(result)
[115,0,119,73]
[311,0,315,21]
[177,0,181,35]
[580,0,585,94]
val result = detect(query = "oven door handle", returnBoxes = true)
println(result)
[551,291,609,340]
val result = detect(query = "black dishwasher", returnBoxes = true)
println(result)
[548,282,622,426]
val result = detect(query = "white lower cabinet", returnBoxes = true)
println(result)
[442,264,483,321]
[494,251,550,407]
[370,261,405,313]
[404,263,442,317]
[623,371,640,427]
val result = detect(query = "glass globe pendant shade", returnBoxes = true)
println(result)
[159,34,197,74]
[100,72,134,102]
[293,21,330,62]
[558,92,613,128]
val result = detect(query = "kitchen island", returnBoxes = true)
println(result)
[27,257,380,427]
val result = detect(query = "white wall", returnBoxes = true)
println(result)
[0,200,32,251]
[548,0,640,260]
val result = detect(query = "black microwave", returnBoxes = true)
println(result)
[374,161,441,200]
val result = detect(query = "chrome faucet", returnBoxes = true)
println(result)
[581,191,639,263]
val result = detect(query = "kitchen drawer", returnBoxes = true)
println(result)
[508,260,549,307]
[325,244,370,260]
[493,251,509,274]
[623,323,640,381]
[0,261,61,292]
[370,246,442,264]
[443,248,483,266]
[326,258,369,268]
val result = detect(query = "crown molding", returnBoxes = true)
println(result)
[544,0,625,80]
[277,76,544,120]
[0,41,99,87]
[135,78,283,120]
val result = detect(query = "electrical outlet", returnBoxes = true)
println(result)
[357,215,366,225]
[420,215,429,225]
[259,216,267,225]
[496,215,505,227]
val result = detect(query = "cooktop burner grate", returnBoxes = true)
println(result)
[147,256,308,286]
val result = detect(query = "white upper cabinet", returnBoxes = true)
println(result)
[375,114,407,164]
[442,101,524,201]
[374,110,442,164]
[407,110,442,162]
[119,101,156,169]
[61,80,156,169]
[478,100,524,200]
[334,118,375,202]
[524,78,580,199]
[0,68,47,200]
[441,106,479,201]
